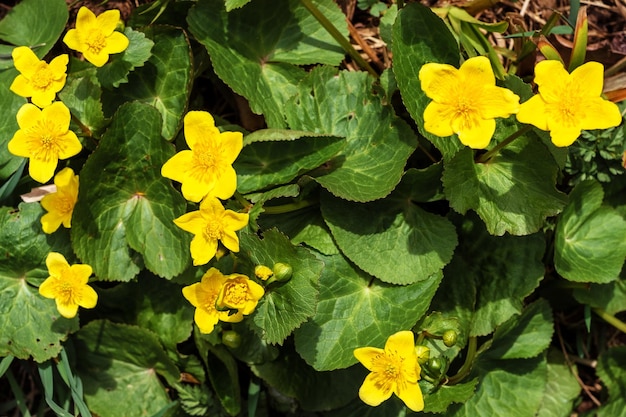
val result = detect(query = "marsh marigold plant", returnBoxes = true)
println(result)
[516,60,622,147]
[39,252,97,319]
[161,111,243,202]
[63,6,129,67]
[354,330,424,412]
[8,102,82,183]
[217,273,265,323]
[40,167,79,233]
[419,56,520,149]
[10,46,68,108]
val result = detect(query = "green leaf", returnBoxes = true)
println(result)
[595,346,626,417]
[327,397,405,417]
[321,173,457,284]
[72,102,191,281]
[285,66,417,202]
[234,129,344,194]
[239,229,323,344]
[74,320,178,417]
[246,183,301,231]
[442,137,566,236]
[102,26,191,140]
[484,299,553,360]
[96,27,154,89]
[188,0,347,127]
[555,180,626,283]
[422,378,478,413]
[58,70,107,137]
[536,349,581,417]
[0,0,67,58]
[391,2,462,159]
[431,216,546,338]
[0,69,27,180]
[445,355,547,417]
[225,0,252,10]
[0,203,76,362]
[251,345,364,411]
[573,278,626,315]
[417,311,461,337]
[294,252,442,371]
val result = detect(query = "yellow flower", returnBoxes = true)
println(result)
[40,167,79,234]
[182,268,230,334]
[9,47,68,108]
[62,6,129,67]
[254,265,274,281]
[419,56,520,149]
[354,330,424,412]
[39,252,97,319]
[516,60,622,147]
[217,273,265,322]
[161,111,243,202]
[174,197,249,266]
[8,102,82,183]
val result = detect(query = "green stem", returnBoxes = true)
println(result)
[447,336,477,385]
[263,199,316,215]
[233,191,252,212]
[593,308,626,333]
[71,112,92,138]
[300,0,378,77]
[476,125,532,164]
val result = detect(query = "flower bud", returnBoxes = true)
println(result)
[254,265,273,281]
[221,330,241,349]
[442,330,458,347]
[415,345,430,365]
[273,263,293,282]
[427,356,447,375]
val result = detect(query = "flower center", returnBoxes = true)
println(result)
[453,99,479,128]
[85,29,107,54]
[57,279,78,305]
[203,219,223,241]
[31,63,54,90]
[28,120,63,162]
[222,282,248,308]
[55,196,75,215]
[371,352,403,389]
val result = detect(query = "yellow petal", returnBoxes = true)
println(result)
[224,210,249,231]
[534,60,569,103]
[63,29,82,52]
[30,89,57,109]
[359,372,393,406]
[516,95,549,130]
[184,111,220,149]
[12,46,40,78]
[571,61,604,97]
[103,31,129,55]
[9,75,34,99]
[41,211,63,234]
[48,54,69,77]
[199,196,224,215]
[419,62,459,102]
[395,381,424,412]
[549,126,582,147]
[180,174,211,202]
[54,167,77,187]
[83,49,109,68]
[76,7,97,30]
[161,150,193,183]
[220,230,240,253]
[96,9,121,35]
[78,285,98,309]
[38,277,57,299]
[57,131,82,160]
[29,158,58,183]
[194,307,220,334]
[384,331,416,359]
[219,131,244,164]
[459,56,495,87]
[423,102,455,138]
[173,211,205,234]
[455,116,496,149]
[219,310,244,323]
[580,97,622,130]
[190,235,218,266]
[46,252,69,275]
[56,300,79,319]
[43,101,71,127]
[210,165,237,200]
[71,264,93,283]
[7,130,30,158]
[354,347,385,371]
[477,86,520,119]
[247,279,265,301]
[16,103,41,129]
[182,282,201,307]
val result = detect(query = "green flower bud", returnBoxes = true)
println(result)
[415,345,430,365]
[442,329,458,347]
[273,263,293,282]
[221,330,241,349]
[426,356,447,377]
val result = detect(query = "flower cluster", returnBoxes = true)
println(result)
[182,268,264,334]
[420,56,621,149]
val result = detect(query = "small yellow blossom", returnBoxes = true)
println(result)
[217,274,265,322]
[62,6,129,67]
[182,268,230,334]
[516,60,622,147]
[419,56,520,149]
[174,197,249,266]
[10,47,68,108]
[161,111,243,202]
[354,330,424,412]
[40,168,79,234]
[39,252,97,319]
[8,102,82,183]
[254,265,274,281]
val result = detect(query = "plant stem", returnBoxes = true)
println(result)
[593,308,626,333]
[300,0,378,77]
[447,336,477,385]
[263,199,317,214]
[233,191,252,212]
[476,125,532,163]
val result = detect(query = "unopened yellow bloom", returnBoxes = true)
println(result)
[354,331,424,412]
[8,102,82,183]
[516,60,622,147]
[10,47,68,108]
[39,252,97,319]
[161,111,243,202]
[254,265,273,281]
[217,274,265,322]
[174,197,249,266]
[63,7,129,67]
[182,268,230,334]
[40,168,79,234]
[420,56,520,149]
